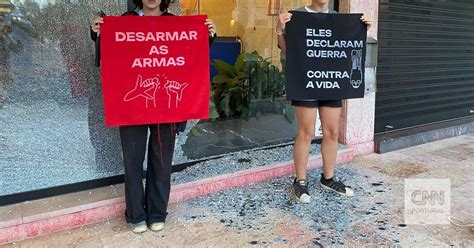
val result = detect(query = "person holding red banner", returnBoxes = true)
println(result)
[90,0,216,233]
[276,0,371,203]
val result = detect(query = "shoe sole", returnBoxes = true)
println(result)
[150,226,164,232]
[320,182,354,197]
[131,222,148,234]
[132,228,147,234]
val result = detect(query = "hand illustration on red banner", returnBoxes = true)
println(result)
[165,80,188,109]
[123,74,161,108]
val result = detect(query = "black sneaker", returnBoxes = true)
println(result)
[292,178,311,203]
[320,174,354,196]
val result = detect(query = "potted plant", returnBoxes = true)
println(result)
[211,50,294,122]
[182,51,298,159]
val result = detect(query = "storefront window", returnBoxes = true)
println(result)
[180,0,334,159]
[1,0,127,197]
[0,0,333,198]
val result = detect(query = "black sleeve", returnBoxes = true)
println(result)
[90,28,98,42]
[175,121,187,134]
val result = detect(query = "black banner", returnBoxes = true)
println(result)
[285,12,367,100]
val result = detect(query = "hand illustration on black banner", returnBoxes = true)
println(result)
[165,80,188,109]
[123,74,161,108]
[350,50,363,89]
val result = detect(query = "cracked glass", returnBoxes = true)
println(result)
[0,0,333,197]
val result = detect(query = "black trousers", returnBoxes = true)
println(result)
[119,124,176,224]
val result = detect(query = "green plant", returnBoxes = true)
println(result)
[212,51,249,119]
[190,51,295,137]
[212,51,293,121]
[246,51,286,101]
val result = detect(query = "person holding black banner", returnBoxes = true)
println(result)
[90,0,216,233]
[276,0,371,203]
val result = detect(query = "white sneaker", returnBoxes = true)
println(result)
[149,222,165,232]
[131,221,147,233]
[293,178,311,203]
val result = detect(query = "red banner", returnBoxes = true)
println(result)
[100,15,210,126]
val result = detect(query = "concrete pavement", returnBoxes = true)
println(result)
[4,133,473,247]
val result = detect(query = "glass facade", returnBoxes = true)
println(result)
[0,0,333,197]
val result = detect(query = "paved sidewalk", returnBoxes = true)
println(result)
[4,134,474,247]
